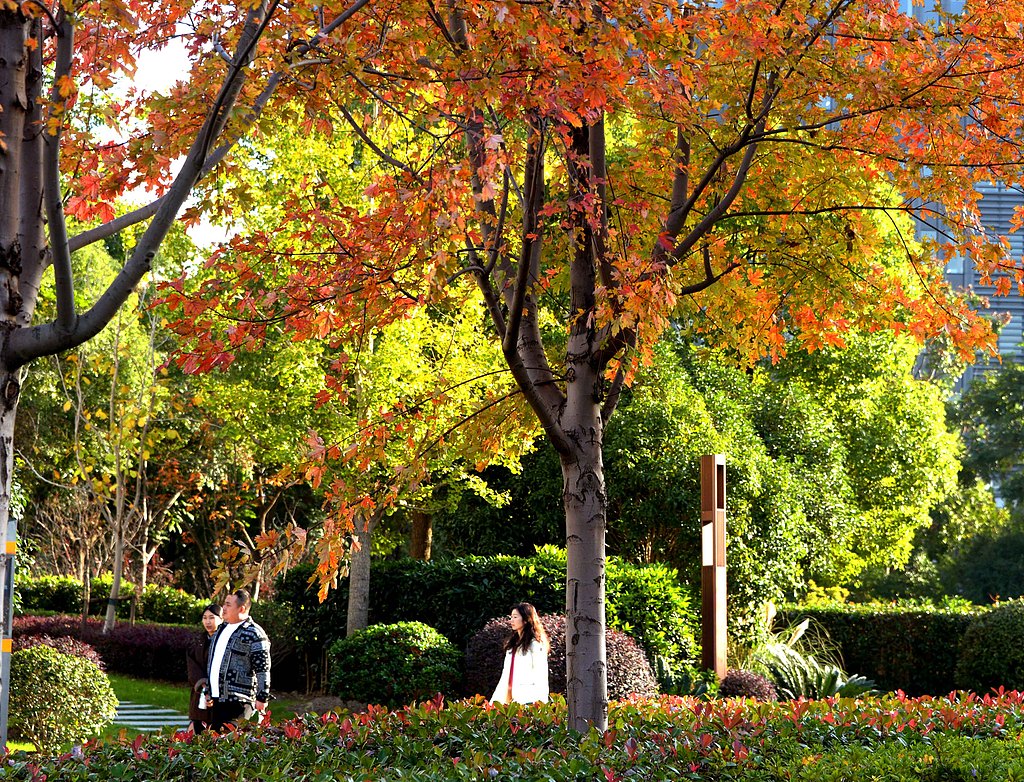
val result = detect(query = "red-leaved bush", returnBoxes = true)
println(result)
[14,633,105,670]
[13,614,192,681]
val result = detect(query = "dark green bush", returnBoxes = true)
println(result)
[955,599,1024,693]
[17,575,83,614]
[8,645,117,753]
[719,669,777,700]
[278,547,696,680]
[778,603,979,695]
[327,622,462,707]
[87,573,136,617]
[465,614,659,701]
[137,584,207,624]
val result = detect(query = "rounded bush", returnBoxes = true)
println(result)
[955,600,1024,693]
[17,575,83,614]
[15,634,105,670]
[465,614,659,701]
[328,622,462,708]
[9,645,118,753]
[719,669,778,701]
[138,585,207,624]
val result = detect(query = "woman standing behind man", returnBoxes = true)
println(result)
[186,603,222,732]
[490,602,550,704]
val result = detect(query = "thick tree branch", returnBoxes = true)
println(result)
[43,10,75,333]
[8,1,280,366]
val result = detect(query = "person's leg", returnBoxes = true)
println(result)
[210,700,249,731]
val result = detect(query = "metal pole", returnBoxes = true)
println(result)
[0,516,17,751]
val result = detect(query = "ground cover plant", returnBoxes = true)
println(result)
[6,690,1024,781]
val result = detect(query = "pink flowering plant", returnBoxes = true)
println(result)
[5,691,1024,781]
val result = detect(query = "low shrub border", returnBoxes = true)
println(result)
[5,691,1024,780]
[777,602,980,695]
[276,546,697,684]
[12,615,193,682]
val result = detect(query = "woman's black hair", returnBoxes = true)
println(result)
[504,602,549,654]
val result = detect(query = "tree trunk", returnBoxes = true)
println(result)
[409,509,432,560]
[103,516,124,632]
[560,399,608,733]
[345,511,379,636]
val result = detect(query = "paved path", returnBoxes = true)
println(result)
[113,701,190,733]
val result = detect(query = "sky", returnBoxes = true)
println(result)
[131,41,232,248]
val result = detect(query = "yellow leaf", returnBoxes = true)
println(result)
[62,400,72,412]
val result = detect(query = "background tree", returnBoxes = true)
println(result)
[171,0,1024,729]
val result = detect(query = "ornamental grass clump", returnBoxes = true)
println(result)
[8,645,117,754]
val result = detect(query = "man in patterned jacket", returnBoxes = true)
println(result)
[207,588,271,730]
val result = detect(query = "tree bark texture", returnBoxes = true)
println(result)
[409,509,432,560]
[345,511,379,636]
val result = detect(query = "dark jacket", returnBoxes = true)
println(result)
[185,631,213,722]
[207,616,271,707]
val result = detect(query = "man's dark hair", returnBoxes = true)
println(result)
[232,589,252,611]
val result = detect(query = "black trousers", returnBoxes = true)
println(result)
[210,699,254,731]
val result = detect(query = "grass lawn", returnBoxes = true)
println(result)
[108,674,306,722]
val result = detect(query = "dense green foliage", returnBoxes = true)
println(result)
[779,603,980,695]
[327,622,463,708]
[17,574,207,623]
[7,693,1024,780]
[8,646,117,754]
[436,334,961,642]
[955,599,1024,693]
[956,359,1024,508]
[277,547,696,678]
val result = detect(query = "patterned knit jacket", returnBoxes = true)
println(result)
[207,617,271,706]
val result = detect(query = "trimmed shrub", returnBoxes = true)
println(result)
[88,573,136,617]
[8,646,117,753]
[327,622,462,707]
[137,585,207,624]
[12,614,193,681]
[719,669,778,701]
[17,575,84,614]
[465,614,659,701]
[778,602,979,695]
[14,634,105,670]
[955,599,1024,693]
[278,548,696,681]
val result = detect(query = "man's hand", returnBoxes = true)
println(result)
[255,700,267,712]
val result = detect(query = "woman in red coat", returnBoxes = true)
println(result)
[186,603,222,732]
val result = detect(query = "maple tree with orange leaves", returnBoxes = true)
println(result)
[164,0,1024,729]
[5,0,1024,732]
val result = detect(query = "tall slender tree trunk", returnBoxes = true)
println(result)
[559,378,608,731]
[345,510,380,636]
[103,518,124,632]
[409,509,432,560]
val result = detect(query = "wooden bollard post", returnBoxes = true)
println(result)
[700,454,727,680]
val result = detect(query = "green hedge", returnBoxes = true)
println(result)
[17,575,208,624]
[955,599,1024,693]
[777,603,981,695]
[276,546,697,680]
